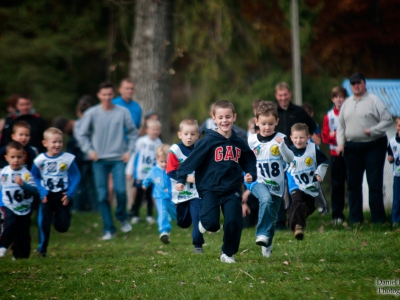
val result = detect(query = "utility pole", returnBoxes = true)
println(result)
[291,0,302,105]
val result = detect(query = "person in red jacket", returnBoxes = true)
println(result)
[321,86,347,225]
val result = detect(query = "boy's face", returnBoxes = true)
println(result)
[147,125,162,140]
[157,155,167,170]
[5,148,24,170]
[255,114,279,137]
[12,127,30,147]
[290,130,309,149]
[43,133,63,156]
[332,94,346,110]
[178,125,199,147]
[396,121,400,135]
[212,107,236,135]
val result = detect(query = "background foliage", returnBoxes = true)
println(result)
[0,0,399,138]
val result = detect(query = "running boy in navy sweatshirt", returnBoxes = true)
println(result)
[176,100,257,263]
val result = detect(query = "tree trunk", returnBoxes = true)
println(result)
[129,0,173,142]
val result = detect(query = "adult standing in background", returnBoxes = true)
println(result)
[336,72,392,224]
[112,78,142,129]
[274,82,317,230]
[1,94,48,153]
[78,82,138,240]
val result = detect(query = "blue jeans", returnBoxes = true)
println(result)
[155,198,176,234]
[252,183,282,247]
[92,160,128,234]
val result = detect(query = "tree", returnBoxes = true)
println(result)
[129,0,174,142]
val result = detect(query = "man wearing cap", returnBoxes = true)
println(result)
[112,78,142,129]
[336,72,392,224]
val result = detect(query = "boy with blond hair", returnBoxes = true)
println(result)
[143,144,176,244]
[0,141,39,259]
[176,100,257,263]
[167,118,204,253]
[126,119,162,224]
[286,123,328,240]
[31,127,81,256]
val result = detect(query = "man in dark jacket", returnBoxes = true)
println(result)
[1,94,48,153]
[274,82,317,229]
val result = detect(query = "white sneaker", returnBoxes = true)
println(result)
[121,221,132,233]
[261,245,273,258]
[146,216,155,225]
[198,221,207,234]
[160,232,170,244]
[0,247,7,257]
[220,253,235,263]
[333,218,344,226]
[255,235,269,247]
[130,216,140,224]
[102,232,115,240]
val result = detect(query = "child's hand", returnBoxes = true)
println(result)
[14,176,23,186]
[388,155,394,163]
[275,137,283,144]
[242,202,250,217]
[186,175,195,183]
[175,183,184,191]
[329,131,335,137]
[61,193,69,206]
[126,174,133,180]
[244,173,253,183]
[42,196,48,203]
[316,175,322,182]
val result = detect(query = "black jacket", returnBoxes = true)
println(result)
[177,129,257,196]
[276,102,317,147]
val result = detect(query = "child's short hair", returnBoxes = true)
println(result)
[156,144,170,158]
[301,103,313,116]
[6,140,24,153]
[12,121,31,134]
[291,123,309,135]
[212,100,236,115]
[256,101,278,119]
[395,117,400,125]
[147,119,162,129]
[76,95,93,114]
[43,127,63,140]
[179,118,199,131]
[331,86,348,99]
[275,82,291,93]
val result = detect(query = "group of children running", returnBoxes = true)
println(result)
[1,84,398,263]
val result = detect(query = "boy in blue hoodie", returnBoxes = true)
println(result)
[176,100,257,263]
[143,144,176,244]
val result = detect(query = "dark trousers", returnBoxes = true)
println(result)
[74,161,97,212]
[343,136,387,223]
[331,155,347,219]
[200,190,242,257]
[130,182,153,217]
[276,178,291,229]
[289,190,316,230]
[38,191,71,254]
[392,177,400,223]
[176,197,204,248]
[0,207,31,259]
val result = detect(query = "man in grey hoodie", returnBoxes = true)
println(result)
[78,82,138,240]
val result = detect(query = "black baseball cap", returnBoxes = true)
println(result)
[349,72,366,84]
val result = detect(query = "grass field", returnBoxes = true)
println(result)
[0,210,399,300]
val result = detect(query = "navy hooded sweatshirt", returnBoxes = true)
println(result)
[176,129,257,196]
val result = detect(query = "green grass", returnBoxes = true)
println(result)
[0,210,399,300]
